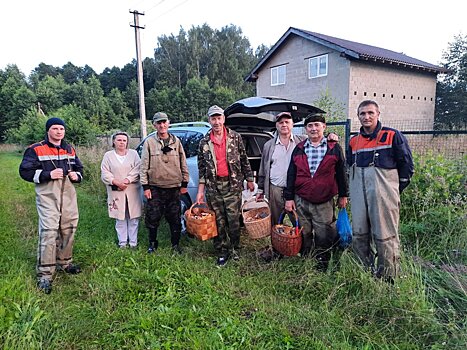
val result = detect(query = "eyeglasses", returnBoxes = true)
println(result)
[156,120,168,125]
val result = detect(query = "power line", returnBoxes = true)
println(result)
[144,0,190,28]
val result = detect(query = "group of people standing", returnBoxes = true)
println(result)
[19,99,413,294]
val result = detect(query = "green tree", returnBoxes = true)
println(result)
[435,33,467,129]
[5,108,48,145]
[123,79,140,121]
[312,88,346,122]
[107,88,132,130]
[0,66,36,137]
[35,75,67,113]
[56,104,100,145]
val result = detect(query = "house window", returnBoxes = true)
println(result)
[309,54,328,78]
[271,65,286,86]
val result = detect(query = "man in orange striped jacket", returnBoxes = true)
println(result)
[347,100,414,283]
[19,117,83,294]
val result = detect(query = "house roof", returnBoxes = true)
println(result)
[246,27,447,81]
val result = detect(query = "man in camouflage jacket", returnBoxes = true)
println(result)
[196,105,255,266]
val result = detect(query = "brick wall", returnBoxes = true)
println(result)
[348,62,437,131]
[254,36,438,131]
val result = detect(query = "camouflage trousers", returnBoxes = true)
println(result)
[145,186,181,246]
[295,196,339,265]
[206,180,242,258]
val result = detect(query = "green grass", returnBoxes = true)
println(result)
[0,149,466,349]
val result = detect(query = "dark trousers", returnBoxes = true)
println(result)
[145,187,181,246]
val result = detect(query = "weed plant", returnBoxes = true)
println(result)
[0,149,465,349]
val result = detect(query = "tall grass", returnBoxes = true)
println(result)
[0,149,466,349]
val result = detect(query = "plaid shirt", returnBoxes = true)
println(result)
[304,137,327,177]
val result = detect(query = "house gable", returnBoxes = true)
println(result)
[248,27,445,129]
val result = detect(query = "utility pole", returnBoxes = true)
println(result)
[130,9,147,139]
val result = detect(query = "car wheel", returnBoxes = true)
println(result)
[180,193,192,236]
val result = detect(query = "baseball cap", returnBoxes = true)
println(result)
[276,112,292,122]
[207,105,224,117]
[153,112,169,123]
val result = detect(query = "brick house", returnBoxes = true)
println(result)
[246,27,446,130]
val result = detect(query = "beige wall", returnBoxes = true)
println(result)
[254,36,438,130]
[348,62,437,130]
[255,35,350,111]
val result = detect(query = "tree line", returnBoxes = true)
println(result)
[0,24,268,145]
[0,24,465,146]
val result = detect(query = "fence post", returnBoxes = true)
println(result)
[345,118,352,154]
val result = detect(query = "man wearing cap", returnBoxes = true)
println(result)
[196,105,255,266]
[257,112,305,226]
[140,112,189,255]
[348,100,413,282]
[19,117,83,294]
[284,113,348,271]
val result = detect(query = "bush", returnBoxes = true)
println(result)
[5,105,101,146]
[400,153,467,261]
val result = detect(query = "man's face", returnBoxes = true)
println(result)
[305,121,326,141]
[276,117,293,137]
[358,104,380,131]
[155,119,169,136]
[47,125,65,143]
[208,114,225,133]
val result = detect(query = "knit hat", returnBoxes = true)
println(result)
[46,117,66,131]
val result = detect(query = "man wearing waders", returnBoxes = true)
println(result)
[19,117,83,294]
[347,100,413,283]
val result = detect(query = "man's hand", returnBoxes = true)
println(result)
[144,189,152,200]
[247,181,255,192]
[338,196,348,208]
[180,187,188,194]
[285,200,296,212]
[50,168,64,179]
[327,133,339,142]
[195,192,205,204]
[68,171,79,181]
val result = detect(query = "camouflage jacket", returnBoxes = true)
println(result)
[197,127,254,194]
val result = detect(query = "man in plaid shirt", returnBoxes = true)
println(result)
[285,114,348,271]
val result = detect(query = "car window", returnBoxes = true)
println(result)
[184,131,204,158]
[241,134,269,158]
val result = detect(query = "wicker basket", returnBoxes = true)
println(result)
[271,210,302,256]
[241,198,271,239]
[184,203,218,241]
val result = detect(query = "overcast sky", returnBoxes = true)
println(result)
[1,0,465,76]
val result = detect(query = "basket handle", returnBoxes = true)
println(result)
[241,197,269,213]
[277,210,300,235]
[189,202,209,214]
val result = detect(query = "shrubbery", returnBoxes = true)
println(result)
[400,153,467,261]
[6,105,101,146]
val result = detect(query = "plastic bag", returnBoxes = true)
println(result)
[336,208,352,249]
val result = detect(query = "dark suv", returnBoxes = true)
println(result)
[136,97,324,233]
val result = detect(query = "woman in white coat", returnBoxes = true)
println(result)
[101,132,142,248]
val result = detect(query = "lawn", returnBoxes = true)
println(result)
[0,149,465,349]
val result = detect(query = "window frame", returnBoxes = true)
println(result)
[271,64,286,86]
[308,54,328,79]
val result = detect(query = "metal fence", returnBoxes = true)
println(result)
[295,119,467,171]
